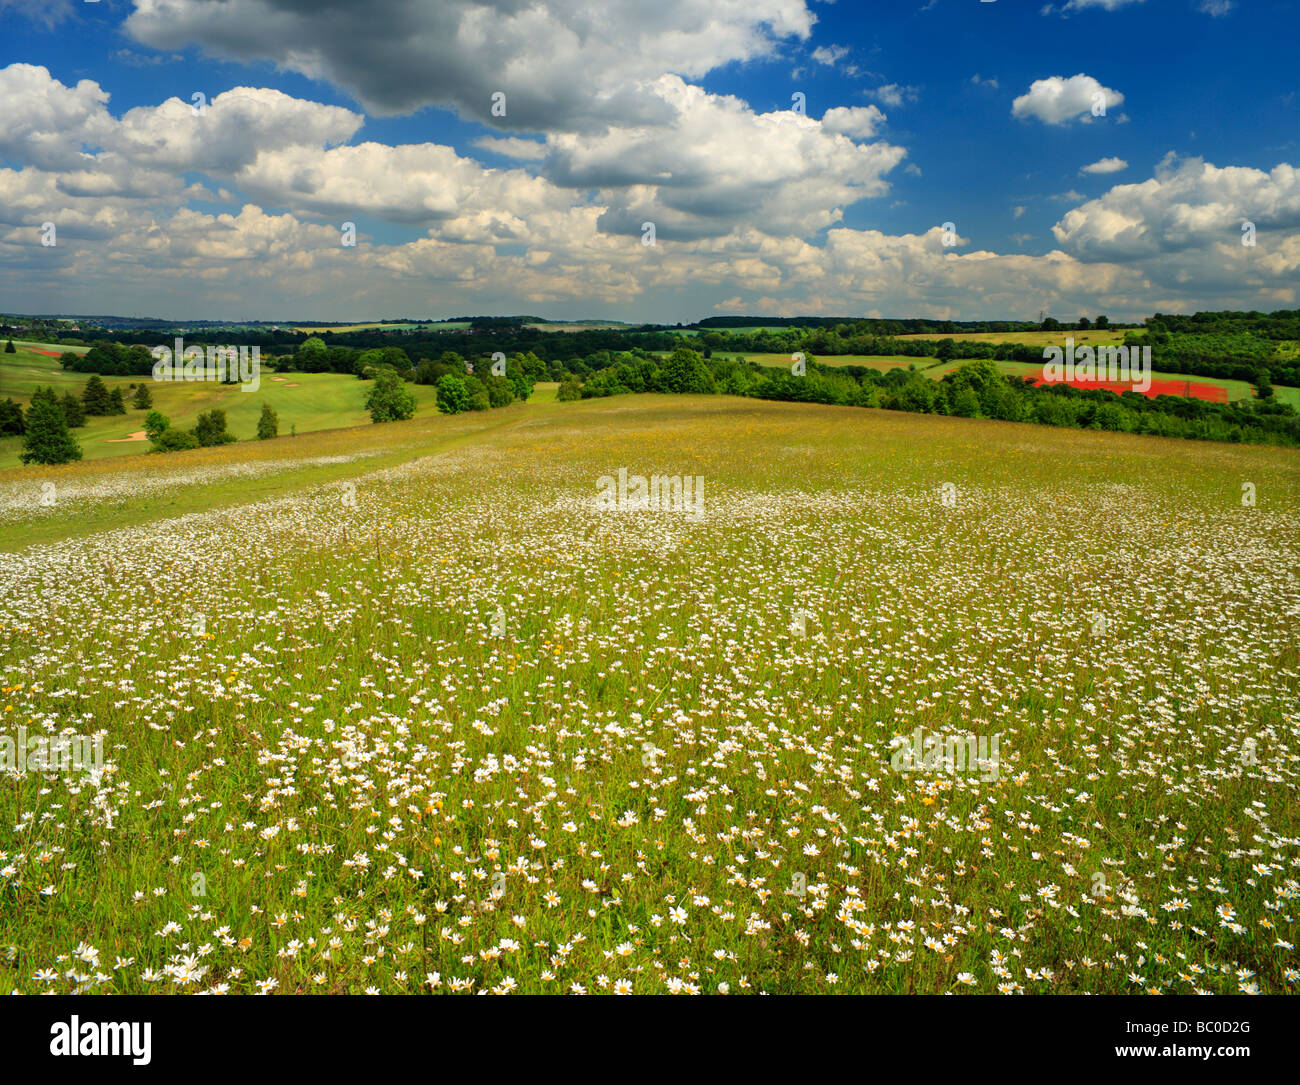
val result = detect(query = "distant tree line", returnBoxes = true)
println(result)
[693,315,1108,333]
[1141,309,1300,340]
[1119,327,1298,385]
[35,309,1300,391]
[284,336,541,419]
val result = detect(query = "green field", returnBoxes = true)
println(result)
[674,326,808,337]
[288,320,624,334]
[897,329,1127,347]
[290,322,439,333]
[1,392,1296,994]
[523,321,629,332]
[665,351,929,371]
[4,339,91,354]
[689,329,1129,345]
[719,352,924,370]
[0,348,443,469]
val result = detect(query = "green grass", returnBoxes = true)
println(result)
[0,393,1296,995]
[897,329,1127,347]
[716,352,926,370]
[660,351,929,371]
[0,350,443,469]
[3,339,91,355]
[291,322,435,333]
[673,326,807,337]
[523,321,629,332]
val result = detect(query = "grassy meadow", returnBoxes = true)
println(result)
[289,323,437,333]
[0,391,1296,995]
[709,351,926,370]
[524,321,630,332]
[897,329,1128,347]
[0,348,444,469]
[657,350,931,370]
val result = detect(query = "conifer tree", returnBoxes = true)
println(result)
[21,394,82,465]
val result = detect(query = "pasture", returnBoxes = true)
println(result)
[523,322,630,333]
[0,348,443,470]
[897,329,1127,347]
[687,352,930,371]
[1,393,1296,994]
[290,323,439,334]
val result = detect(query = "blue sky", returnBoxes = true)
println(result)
[1,0,1297,322]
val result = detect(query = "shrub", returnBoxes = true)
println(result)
[150,426,200,453]
[256,403,279,439]
[659,348,715,394]
[143,410,169,440]
[484,375,515,408]
[464,376,490,411]
[435,374,470,415]
[192,408,236,447]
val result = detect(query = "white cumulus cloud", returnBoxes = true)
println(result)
[1012,74,1123,125]
[1080,157,1128,174]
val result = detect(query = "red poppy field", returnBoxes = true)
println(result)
[1028,373,1229,402]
